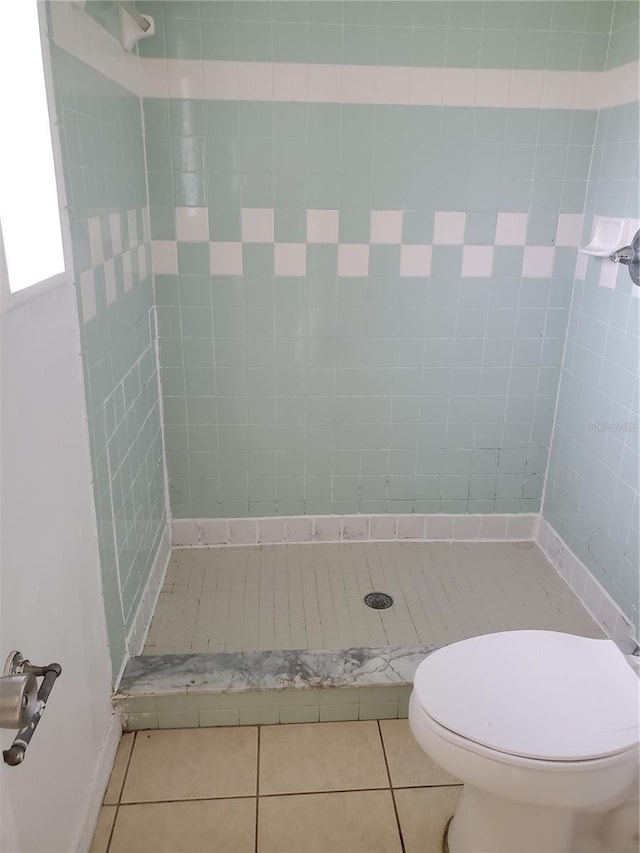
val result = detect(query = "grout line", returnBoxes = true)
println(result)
[602,3,617,72]
[377,720,406,853]
[118,731,137,804]
[104,804,117,853]
[113,787,401,807]
[255,726,261,853]
[106,805,118,852]
[107,732,137,853]
[108,784,466,812]
[113,733,136,805]
[118,795,258,806]
[394,783,463,790]
[537,269,579,517]
[105,781,466,809]
[258,787,391,798]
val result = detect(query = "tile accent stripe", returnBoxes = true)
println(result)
[49,5,638,111]
[152,209,585,280]
[143,59,639,110]
[80,208,150,320]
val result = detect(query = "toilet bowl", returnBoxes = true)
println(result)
[408,630,640,853]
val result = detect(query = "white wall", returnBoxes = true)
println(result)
[0,281,117,852]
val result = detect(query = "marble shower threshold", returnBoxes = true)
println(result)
[114,645,435,730]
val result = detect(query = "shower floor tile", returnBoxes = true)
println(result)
[142,540,602,655]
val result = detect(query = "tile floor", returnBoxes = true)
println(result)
[91,719,462,853]
[143,541,601,654]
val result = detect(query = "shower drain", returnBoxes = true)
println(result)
[364,592,394,610]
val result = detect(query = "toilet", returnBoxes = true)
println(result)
[408,630,639,853]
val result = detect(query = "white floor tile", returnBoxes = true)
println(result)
[143,541,601,655]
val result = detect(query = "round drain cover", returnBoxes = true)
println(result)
[364,592,394,610]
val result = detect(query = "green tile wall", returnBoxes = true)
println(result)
[148,98,598,518]
[49,39,167,680]
[84,0,121,40]
[138,0,617,71]
[137,2,638,530]
[606,0,640,68]
[544,98,639,633]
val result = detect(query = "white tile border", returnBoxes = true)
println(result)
[50,4,639,112]
[172,513,538,548]
[125,523,171,658]
[535,516,637,649]
[138,59,640,111]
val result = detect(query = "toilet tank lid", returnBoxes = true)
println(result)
[413,630,640,761]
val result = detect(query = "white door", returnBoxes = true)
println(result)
[0,278,116,852]
[0,4,115,851]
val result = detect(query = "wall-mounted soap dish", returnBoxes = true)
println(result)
[578,216,629,257]
[118,2,154,52]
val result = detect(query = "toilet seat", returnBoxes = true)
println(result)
[413,631,640,762]
[411,698,637,772]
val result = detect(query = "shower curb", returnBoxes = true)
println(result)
[114,645,436,730]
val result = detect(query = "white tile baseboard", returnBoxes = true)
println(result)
[126,523,171,658]
[535,516,637,648]
[171,513,538,548]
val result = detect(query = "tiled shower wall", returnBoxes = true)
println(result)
[544,2,640,633]
[47,7,167,679]
[42,2,639,654]
[139,1,615,70]
[138,0,625,520]
[606,0,640,67]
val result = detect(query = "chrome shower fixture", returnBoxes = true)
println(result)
[609,230,640,286]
